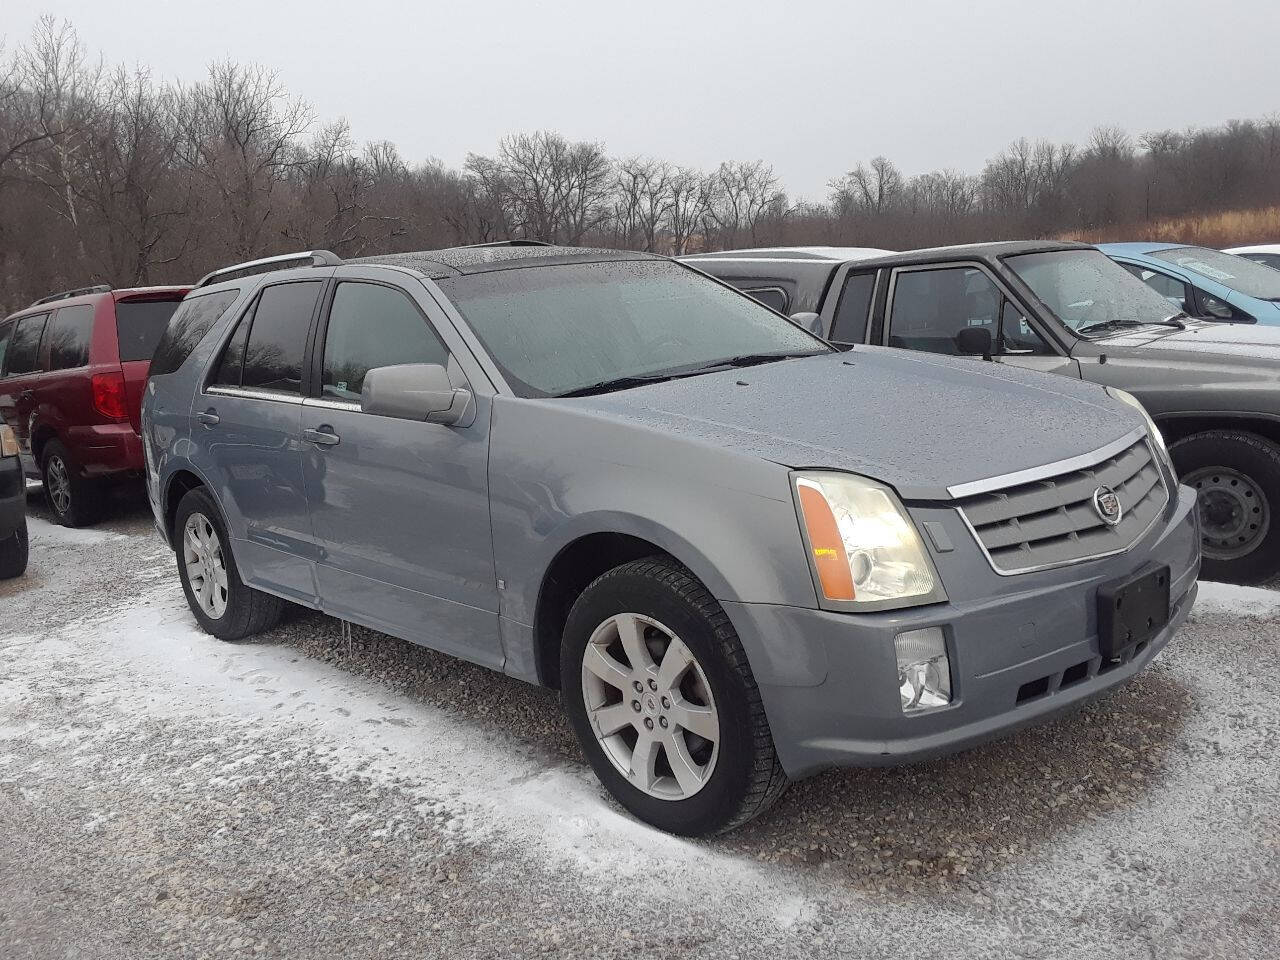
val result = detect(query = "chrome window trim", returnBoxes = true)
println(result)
[947,427,1147,499]
[303,396,362,412]
[205,385,304,405]
[952,435,1170,577]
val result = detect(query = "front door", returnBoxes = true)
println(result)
[195,278,325,604]
[300,276,501,668]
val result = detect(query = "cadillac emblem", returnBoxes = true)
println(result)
[1093,485,1122,526]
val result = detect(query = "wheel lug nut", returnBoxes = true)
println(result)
[658,717,668,729]
[644,718,654,730]
[647,678,658,691]
[631,700,641,712]
[661,696,671,709]
[632,680,643,693]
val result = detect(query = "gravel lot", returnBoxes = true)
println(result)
[1,492,1278,959]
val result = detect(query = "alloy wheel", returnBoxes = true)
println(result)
[183,512,229,619]
[580,612,720,801]
[46,456,71,516]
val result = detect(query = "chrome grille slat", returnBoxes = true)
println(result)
[956,439,1169,575]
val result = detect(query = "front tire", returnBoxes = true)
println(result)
[174,487,285,641]
[41,440,100,528]
[1171,430,1280,584]
[0,516,27,579]
[561,556,788,836]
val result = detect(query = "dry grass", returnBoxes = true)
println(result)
[1062,206,1280,248]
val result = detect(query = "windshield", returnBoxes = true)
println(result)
[435,260,830,397]
[1004,249,1184,336]
[1150,246,1280,300]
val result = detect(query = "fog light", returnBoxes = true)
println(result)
[896,627,951,713]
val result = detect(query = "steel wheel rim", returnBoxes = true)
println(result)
[1185,465,1270,561]
[580,612,720,801]
[47,456,71,515]
[183,512,229,619]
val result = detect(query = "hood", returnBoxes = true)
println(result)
[1093,317,1280,359]
[568,349,1143,501]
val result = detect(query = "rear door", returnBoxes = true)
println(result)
[196,277,327,603]
[113,295,184,430]
[880,263,1080,376]
[300,270,501,667]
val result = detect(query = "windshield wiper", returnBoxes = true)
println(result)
[555,373,683,398]
[1078,315,1185,335]
[690,350,826,372]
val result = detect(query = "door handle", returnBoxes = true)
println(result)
[195,410,220,426]
[303,426,340,447]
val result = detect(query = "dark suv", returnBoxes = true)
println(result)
[0,283,190,525]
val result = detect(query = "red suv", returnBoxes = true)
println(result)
[0,283,190,526]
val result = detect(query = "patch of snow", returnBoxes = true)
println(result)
[26,516,126,547]
[1192,580,1280,619]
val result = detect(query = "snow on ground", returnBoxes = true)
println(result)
[25,515,127,547]
[2,499,1279,959]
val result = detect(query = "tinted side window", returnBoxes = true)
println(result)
[0,321,13,375]
[241,281,322,394]
[831,271,877,342]
[322,282,448,402]
[46,305,95,371]
[6,314,48,375]
[150,289,241,378]
[888,268,1000,355]
[211,310,251,387]
[116,300,183,362]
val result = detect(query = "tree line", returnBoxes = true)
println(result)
[2,18,1279,313]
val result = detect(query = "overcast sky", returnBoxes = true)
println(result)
[9,0,1280,201]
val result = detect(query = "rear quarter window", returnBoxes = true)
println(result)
[149,290,241,378]
[115,299,183,362]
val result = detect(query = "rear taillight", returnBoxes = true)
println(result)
[92,372,129,420]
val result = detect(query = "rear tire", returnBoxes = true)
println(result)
[0,516,27,579]
[174,487,285,641]
[1171,430,1280,584]
[561,556,788,836]
[41,440,101,528]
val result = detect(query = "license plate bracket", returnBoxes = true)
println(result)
[1097,565,1170,659]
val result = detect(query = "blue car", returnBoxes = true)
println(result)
[1099,242,1280,325]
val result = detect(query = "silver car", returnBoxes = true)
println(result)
[142,243,1201,835]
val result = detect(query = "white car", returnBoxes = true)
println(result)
[1224,244,1280,270]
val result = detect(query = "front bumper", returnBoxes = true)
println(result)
[726,482,1200,778]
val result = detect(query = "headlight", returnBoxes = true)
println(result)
[1105,387,1171,467]
[793,471,944,609]
[0,426,17,458]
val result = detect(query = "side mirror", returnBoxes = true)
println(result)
[955,326,993,359]
[361,362,474,426]
[789,311,824,336]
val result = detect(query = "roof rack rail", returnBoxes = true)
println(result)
[30,284,111,308]
[194,250,342,289]
[459,239,553,248]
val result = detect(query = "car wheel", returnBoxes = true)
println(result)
[174,487,285,641]
[1171,430,1280,584]
[41,440,101,528]
[0,515,27,580]
[561,556,788,836]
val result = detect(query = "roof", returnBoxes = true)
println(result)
[685,246,893,262]
[1094,242,1188,256]
[349,245,659,279]
[823,239,1094,270]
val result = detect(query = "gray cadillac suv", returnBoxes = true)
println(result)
[143,243,1200,835]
